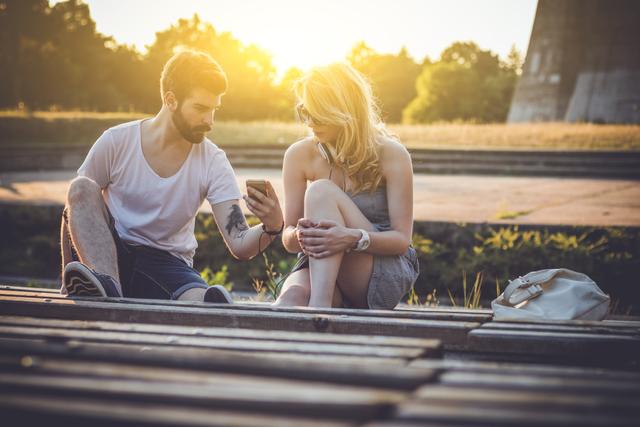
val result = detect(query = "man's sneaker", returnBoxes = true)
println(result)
[63,261,122,297]
[203,285,233,304]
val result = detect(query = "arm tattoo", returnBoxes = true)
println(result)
[225,204,249,236]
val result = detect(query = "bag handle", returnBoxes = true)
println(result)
[501,269,563,306]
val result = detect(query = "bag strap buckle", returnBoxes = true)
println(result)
[504,276,544,306]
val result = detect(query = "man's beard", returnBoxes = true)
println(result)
[171,106,211,144]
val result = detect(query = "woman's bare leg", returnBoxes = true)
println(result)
[335,252,373,308]
[331,283,345,308]
[273,269,311,306]
[304,179,376,308]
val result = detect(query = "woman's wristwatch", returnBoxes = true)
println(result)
[353,229,371,252]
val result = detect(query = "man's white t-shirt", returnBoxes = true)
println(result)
[78,119,242,267]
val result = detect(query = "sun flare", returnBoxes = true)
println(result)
[79,0,536,75]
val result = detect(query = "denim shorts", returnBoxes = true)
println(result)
[61,208,208,300]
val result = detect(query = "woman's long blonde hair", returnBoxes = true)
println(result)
[294,63,393,193]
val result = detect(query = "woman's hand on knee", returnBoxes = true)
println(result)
[299,220,360,258]
[295,218,315,249]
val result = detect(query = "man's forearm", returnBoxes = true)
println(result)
[230,223,277,260]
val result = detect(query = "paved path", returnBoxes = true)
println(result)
[1,169,639,226]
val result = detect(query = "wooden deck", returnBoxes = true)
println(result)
[1,285,639,426]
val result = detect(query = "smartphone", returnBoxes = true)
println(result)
[246,179,268,197]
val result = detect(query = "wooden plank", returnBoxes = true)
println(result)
[409,359,640,383]
[0,315,442,352]
[413,384,640,412]
[0,324,428,359]
[438,371,640,396]
[0,371,402,421]
[396,305,492,315]
[0,393,356,427]
[0,338,437,389]
[604,318,640,326]
[365,423,468,427]
[0,373,399,419]
[0,354,403,412]
[484,320,640,335]
[0,285,59,294]
[0,353,410,416]
[200,301,492,323]
[24,287,640,326]
[0,296,480,346]
[365,423,471,427]
[1,335,409,367]
[493,316,640,329]
[467,328,640,363]
[394,400,636,426]
[0,288,492,323]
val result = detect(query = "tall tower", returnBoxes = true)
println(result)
[508,0,640,124]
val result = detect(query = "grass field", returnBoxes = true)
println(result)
[1,110,639,150]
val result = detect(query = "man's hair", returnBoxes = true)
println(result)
[160,49,228,101]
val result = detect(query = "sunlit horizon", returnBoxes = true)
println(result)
[74,0,537,75]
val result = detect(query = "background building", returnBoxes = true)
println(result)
[508,0,640,124]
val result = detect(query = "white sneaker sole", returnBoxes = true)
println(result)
[63,261,107,297]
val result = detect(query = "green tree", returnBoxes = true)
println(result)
[403,42,520,123]
[348,42,421,123]
[0,0,52,109]
[44,0,125,110]
[273,66,304,120]
[0,4,287,118]
[0,0,145,112]
[504,44,524,75]
[144,14,282,119]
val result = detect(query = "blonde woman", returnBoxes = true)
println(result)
[276,63,419,309]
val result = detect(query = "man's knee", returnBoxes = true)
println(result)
[305,179,339,205]
[67,176,101,206]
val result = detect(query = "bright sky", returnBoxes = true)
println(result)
[80,0,537,74]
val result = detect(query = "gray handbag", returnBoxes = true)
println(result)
[491,268,610,320]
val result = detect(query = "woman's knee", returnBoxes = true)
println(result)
[305,179,340,205]
[278,278,311,305]
[67,176,102,206]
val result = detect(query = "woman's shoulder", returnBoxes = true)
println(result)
[284,136,317,160]
[377,134,411,160]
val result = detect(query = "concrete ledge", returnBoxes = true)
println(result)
[2,144,640,179]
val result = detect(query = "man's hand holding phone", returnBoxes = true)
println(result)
[244,180,283,234]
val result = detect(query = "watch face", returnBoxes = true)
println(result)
[362,231,371,250]
[356,229,370,251]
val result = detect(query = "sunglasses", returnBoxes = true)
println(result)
[296,104,325,126]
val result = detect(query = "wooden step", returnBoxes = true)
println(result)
[409,359,640,382]
[393,399,636,426]
[0,294,480,347]
[467,325,640,367]
[0,287,493,323]
[0,324,431,359]
[0,393,356,427]
[0,315,441,351]
[0,370,401,421]
[0,335,437,390]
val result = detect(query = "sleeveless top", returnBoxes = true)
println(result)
[327,145,391,232]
